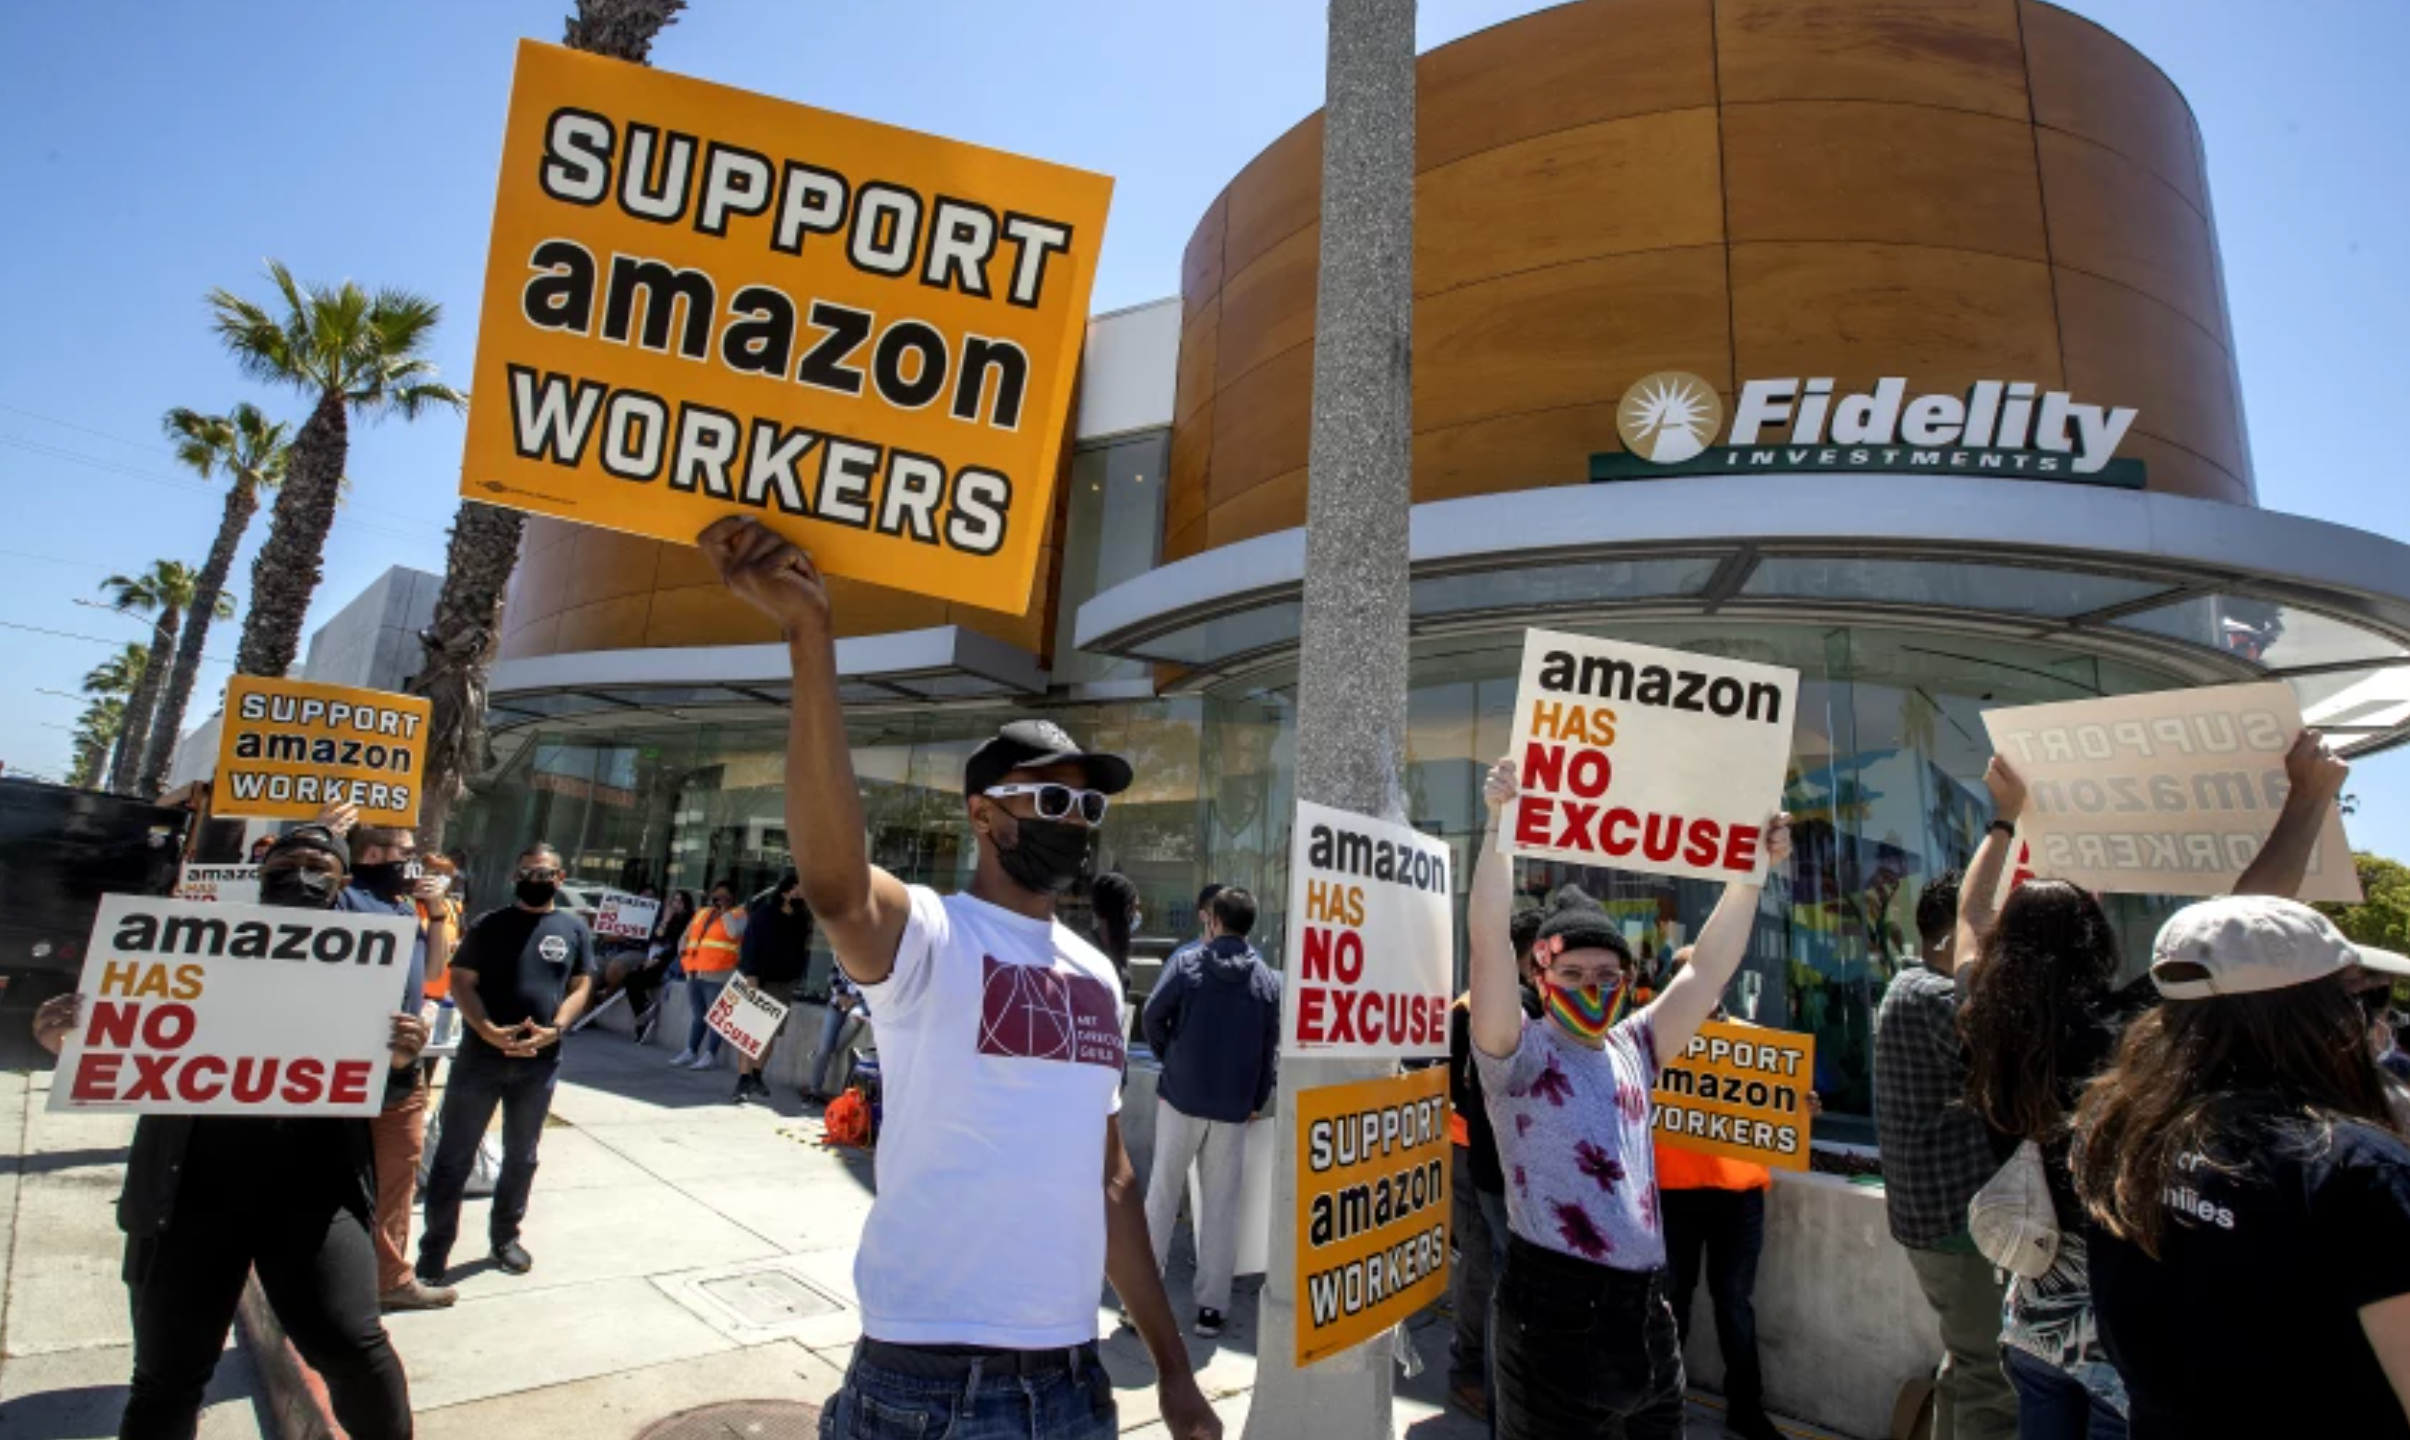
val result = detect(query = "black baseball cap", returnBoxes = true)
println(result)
[266,824,351,871]
[963,718,1133,798]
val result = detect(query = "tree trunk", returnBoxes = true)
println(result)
[236,392,348,677]
[137,479,257,796]
[414,501,525,851]
[73,736,105,789]
[414,0,687,849]
[107,610,182,796]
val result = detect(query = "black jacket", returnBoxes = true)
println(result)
[1143,936,1281,1124]
[118,1114,376,1240]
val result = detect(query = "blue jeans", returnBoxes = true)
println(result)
[818,1347,1115,1439]
[811,1005,863,1094]
[418,1047,559,1273]
[686,974,729,1057]
[2005,1348,2130,1440]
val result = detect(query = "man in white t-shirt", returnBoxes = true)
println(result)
[702,517,1219,1440]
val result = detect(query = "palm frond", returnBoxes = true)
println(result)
[208,282,306,391]
[384,380,470,421]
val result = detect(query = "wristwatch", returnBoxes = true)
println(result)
[1988,819,2016,837]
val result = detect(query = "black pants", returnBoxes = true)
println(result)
[1661,1186,1767,1416]
[122,1197,411,1440]
[418,1048,558,1275]
[1490,1235,1684,1439]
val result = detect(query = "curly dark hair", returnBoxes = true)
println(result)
[1915,869,1962,951]
[2074,976,2393,1258]
[1958,879,2121,1139]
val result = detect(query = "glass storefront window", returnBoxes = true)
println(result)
[1742,557,2171,619]
[1054,435,1170,686]
[2110,593,2410,669]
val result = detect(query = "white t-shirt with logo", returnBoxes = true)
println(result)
[854,886,1127,1347]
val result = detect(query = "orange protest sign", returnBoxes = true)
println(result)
[460,40,1113,611]
[213,676,431,827]
[1293,1067,1450,1366]
[1651,1018,1815,1171]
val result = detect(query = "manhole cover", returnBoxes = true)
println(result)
[636,1400,822,1440]
[696,1269,845,1326]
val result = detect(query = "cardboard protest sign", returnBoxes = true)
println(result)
[1651,1018,1816,1172]
[705,975,790,1061]
[174,863,259,905]
[50,895,416,1117]
[1502,630,1798,882]
[1281,800,1454,1059]
[460,40,1114,612]
[1293,1067,1450,1367]
[595,893,661,942]
[1981,683,2359,903]
[213,676,431,827]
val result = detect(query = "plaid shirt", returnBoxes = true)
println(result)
[1873,964,2002,1249]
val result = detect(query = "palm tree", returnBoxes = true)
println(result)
[414,0,688,851]
[70,696,128,790]
[137,404,289,795]
[100,563,229,796]
[208,265,464,678]
[82,644,148,791]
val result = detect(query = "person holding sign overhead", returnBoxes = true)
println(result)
[701,515,1218,1440]
[1469,755,1791,1440]
[33,825,423,1440]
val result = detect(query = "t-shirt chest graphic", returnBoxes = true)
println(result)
[976,954,1125,1070]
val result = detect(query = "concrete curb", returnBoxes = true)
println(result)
[235,1274,346,1440]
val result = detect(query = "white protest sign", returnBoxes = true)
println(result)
[50,894,416,1117]
[705,975,791,1061]
[595,893,661,942]
[1282,799,1454,1059]
[1981,682,2359,902]
[1501,629,1799,882]
[174,863,260,905]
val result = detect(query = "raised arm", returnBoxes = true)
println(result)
[1954,756,2026,970]
[2236,729,2349,898]
[1648,814,1792,1066]
[701,518,913,986]
[1470,758,1529,1060]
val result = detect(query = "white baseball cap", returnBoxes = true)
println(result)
[2150,895,2410,1000]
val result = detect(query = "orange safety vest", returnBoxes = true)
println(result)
[418,897,460,1001]
[680,907,741,974]
[1653,1139,1772,1192]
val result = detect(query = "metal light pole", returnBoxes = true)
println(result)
[1243,1,1416,1435]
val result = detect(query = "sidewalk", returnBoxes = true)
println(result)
[0,1030,1851,1439]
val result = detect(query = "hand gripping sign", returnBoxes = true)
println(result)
[213,676,431,827]
[1651,1018,1816,1172]
[704,975,790,1062]
[50,895,417,1118]
[1281,800,1455,1060]
[1293,1067,1451,1367]
[1980,682,2360,903]
[461,41,1113,612]
[1501,629,1799,883]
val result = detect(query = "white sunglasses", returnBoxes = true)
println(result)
[982,783,1109,825]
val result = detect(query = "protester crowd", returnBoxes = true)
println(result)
[26,513,2410,1440]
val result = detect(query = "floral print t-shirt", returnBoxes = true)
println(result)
[1474,1009,1665,1271]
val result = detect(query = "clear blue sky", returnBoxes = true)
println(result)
[2,1,2405,852]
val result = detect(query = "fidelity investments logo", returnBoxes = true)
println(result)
[1596,372,2145,489]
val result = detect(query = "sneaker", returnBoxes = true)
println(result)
[1194,1308,1224,1338]
[670,1047,698,1067]
[491,1240,534,1275]
[732,1074,760,1104]
[379,1278,458,1312]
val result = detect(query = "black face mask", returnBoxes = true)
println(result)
[516,879,559,908]
[260,866,342,909]
[353,861,410,900]
[993,815,1092,895]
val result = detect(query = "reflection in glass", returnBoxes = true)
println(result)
[1742,557,2169,619]
[2111,594,2408,669]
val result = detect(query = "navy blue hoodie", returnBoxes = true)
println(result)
[1143,935,1281,1124]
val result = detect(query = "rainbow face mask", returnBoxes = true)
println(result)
[1538,968,1625,1044]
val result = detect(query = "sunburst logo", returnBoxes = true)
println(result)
[1616,371,1724,465]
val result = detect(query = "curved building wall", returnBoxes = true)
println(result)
[1167,0,2250,563]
